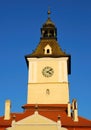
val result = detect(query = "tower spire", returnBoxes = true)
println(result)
[40,8,57,39]
[47,7,51,18]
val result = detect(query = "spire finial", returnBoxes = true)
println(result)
[47,7,51,18]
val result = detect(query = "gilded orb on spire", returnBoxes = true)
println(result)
[47,7,51,18]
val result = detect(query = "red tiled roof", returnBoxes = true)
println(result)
[0,104,91,129]
[22,104,67,110]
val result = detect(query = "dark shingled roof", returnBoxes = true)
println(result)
[25,39,69,58]
[42,17,55,27]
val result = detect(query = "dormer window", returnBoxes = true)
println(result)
[44,44,52,55]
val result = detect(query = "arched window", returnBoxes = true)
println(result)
[47,49,50,54]
[46,89,50,95]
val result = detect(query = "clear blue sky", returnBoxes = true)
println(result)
[0,0,91,120]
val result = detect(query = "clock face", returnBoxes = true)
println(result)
[42,66,54,77]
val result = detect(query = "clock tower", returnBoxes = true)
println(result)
[25,11,71,105]
[1,9,91,130]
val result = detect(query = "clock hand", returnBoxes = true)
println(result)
[49,68,52,71]
[47,70,52,74]
[48,71,52,74]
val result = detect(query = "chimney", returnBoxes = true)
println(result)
[67,102,71,117]
[4,100,11,120]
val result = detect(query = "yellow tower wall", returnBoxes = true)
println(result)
[27,57,69,104]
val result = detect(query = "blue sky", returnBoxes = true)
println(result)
[0,0,91,120]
